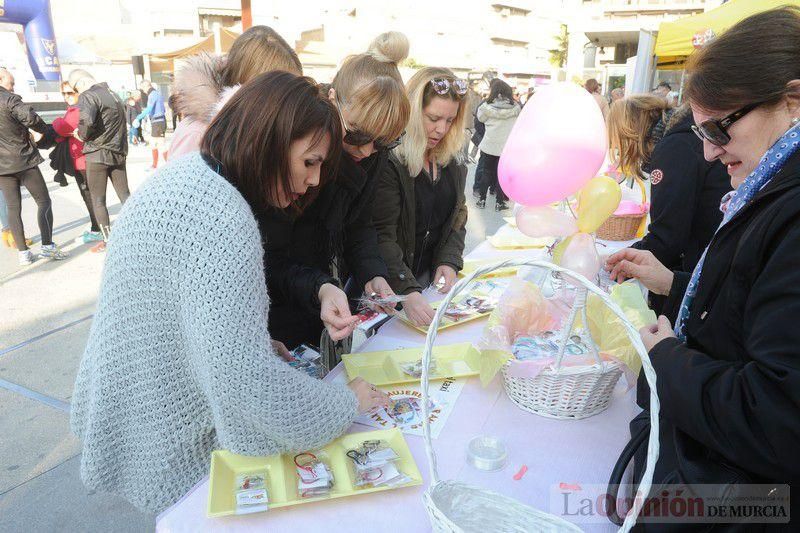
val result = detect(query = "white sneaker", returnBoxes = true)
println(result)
[40,244,69,260]
[19,250,37,266]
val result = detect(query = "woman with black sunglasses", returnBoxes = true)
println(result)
[257,31,410,352]
[372,67,470,327]
[606,7,800,528]
[606,96,731,314]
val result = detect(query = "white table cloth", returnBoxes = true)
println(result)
[156,230,641,533]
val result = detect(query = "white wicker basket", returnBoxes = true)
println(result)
[500,284,623,420]
[419,259,660,532]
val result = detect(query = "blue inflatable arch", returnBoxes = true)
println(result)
[0,0,61,81]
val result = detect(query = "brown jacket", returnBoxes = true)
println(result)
[372,154,468,295]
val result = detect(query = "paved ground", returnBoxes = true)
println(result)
[0,144,508,532]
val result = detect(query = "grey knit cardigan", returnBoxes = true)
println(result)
[70,153,358,513]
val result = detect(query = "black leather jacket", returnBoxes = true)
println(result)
[0,87,48,175]
[77,82,128,165]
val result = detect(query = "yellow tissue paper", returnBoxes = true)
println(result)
[585,280,656,375]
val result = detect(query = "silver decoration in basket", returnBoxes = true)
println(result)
[419,259,660,533]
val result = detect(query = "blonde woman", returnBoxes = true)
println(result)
[372,67,469,326]
[169,25,302,159]
[608,96,730,280]
[258,32,411,350]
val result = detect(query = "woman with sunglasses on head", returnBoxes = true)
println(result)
[258,31,410,351]
[71,72,388,514]
[606,7,800,526]
[52,81,103,245]
[372,67,469,327]
[475,78,521,211]
[607,97,730,313]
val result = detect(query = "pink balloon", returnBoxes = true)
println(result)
[559,232,601,282]
[516,206,577,238]
[499,82,608,207]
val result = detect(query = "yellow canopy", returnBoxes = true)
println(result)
[654,0,800,68]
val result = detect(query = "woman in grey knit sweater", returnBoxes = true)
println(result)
[71,72,388,514]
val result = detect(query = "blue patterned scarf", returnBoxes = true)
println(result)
[675,122,800,340]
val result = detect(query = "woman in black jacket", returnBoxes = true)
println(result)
[608,98,731,276]
[258,32,410,349]
[606,7,800,529]
[372,67,469,326]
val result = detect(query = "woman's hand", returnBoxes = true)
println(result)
[364,276,397,314]
[434,265,458,294]
[640,315,677,352]
[270,340,293,362]
[403,291,436,327]
[605,248,674,295]
[347,377,389,414]
[318,283,358,341]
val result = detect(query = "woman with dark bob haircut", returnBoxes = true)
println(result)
[70,72,388,513]
[606,7,800,529]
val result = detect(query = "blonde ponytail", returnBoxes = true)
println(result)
[367,31,409,64]
[331,31,411,144]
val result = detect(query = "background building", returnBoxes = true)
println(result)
[563,0,723,94]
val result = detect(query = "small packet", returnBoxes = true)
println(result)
[399,357,437,378]
[358,293,407,312]
[347,439,408,489]
[234,470,270,512]
[236,472,267,491]
[236,488,269,507]
[294,451,335,498]
[287,345,327,379]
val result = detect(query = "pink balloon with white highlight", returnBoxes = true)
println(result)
[498,82,607,207]
[559,232,601,282]
[515,206,577,238]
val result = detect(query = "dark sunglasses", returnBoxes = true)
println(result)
[344,130,403,151]
[337,99,403,150]
[430,77,468,96]
[691,102,760,146]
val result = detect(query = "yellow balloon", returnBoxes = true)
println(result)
[577,176,622,233]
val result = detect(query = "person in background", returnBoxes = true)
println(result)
[475,78,520,211]
[136,80,167,169]
[652,81,671,99]
[124,96,139,145]
[373,67,469,327]
[71,69,130,253]
[585,78,609,121]
[0,193,9,247]
[170,25,303,159]
[606,8,800,526]
[52,81,103,245]
[71,71,388,514]
[258,31,410,352]
[167,92,181,131]
[607,97,731,312]
[470,89,486,198]
[0,67,68,265]
[610,87,624,103]
[131,91,146,145]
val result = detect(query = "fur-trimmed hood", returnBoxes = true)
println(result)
[173,53,225,123]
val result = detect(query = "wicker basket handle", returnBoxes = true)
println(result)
[419,259,660,533]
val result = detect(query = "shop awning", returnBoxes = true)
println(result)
[654,0,800,68]
[148,28,239,60]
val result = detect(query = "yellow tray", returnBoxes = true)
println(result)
[503,216,517,227]
[208,428,422,517]
[459,259,519,279]
[486,233,553,250]
[397,300,491,333]
[342,342,480,386]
